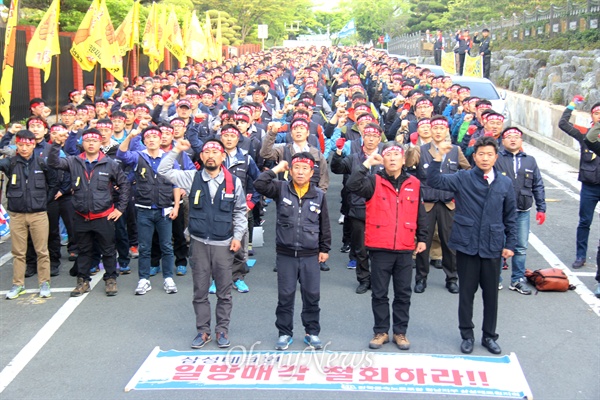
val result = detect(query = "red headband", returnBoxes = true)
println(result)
[291,120,309,130]
[477,104,492,110]
[418,119,431,127]
[354,106,369,113]
[82,132,101,141]
[416,100,433,108]
[221,127,240,137]
[144,128,162,138]
[457,88,470,94]
[171,120,186,127]
[363,126,381,137]
[29,119,46,127]
[50,126,67,133]
[402,85,414,91]
[31,102,44,108]
[592,105,600,114]
[357,114,374,123]
[431,119,449,128]
[291,157,314,168]
[96,122,113,129]
[502,128,522,138]
[135,107,149,113]
[61,110,77,115]
[486,114,505,122]
[382,145,404,156]
[111,116,126,121]
[234,114,250,123]
[16,137,36,144]
[202,141,224,153]
[159,126,174,134]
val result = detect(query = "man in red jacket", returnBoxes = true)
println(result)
[347,143,427,351]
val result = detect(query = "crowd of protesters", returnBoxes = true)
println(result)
[2,45,599,354]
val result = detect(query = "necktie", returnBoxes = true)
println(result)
[483,175,489,184]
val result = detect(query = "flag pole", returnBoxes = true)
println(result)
[126,51,131,82]
[93,64,98,93]
[100,67,104,94]
[55,54,60,118]
[136,44,140,77]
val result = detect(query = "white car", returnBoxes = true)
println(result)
[450,76,511,127]
[417,63,447,77]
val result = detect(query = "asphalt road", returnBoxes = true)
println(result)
[0,142,599,400]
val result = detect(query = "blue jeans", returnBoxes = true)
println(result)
[576,183,600,259]
[511,210,530,282]
[137,208,174,280]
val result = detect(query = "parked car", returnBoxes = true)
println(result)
[450,76,511,127]
[417,63,447,77]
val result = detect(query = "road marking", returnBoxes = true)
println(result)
[541,172,600,214]
[0,287,75,296]
[571,272,598,277]
[528,232,600,317]
[0,273,103,393]
[0,253,13,268]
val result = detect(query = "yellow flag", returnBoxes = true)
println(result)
[70,0,101,72]
[0,0,18,123]
[165,7,185,66]
[148,5,167,72]
[142,2,160,71]
[205,12,216,61]
[215,12,223,64]
[463,54,483,78]
[26,0,61,83]
[69,0,123,81]
[441,50,456,75]
[97,0,123,81]
[115,0,140,56]
[185,11,206,63]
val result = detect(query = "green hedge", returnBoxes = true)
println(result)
[494,29,600,51]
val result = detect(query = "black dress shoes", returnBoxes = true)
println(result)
[481,337,501,354]
[414,279,427,293]
[356,282,370,294]
[446,281,459,294]
[460,338,474,354]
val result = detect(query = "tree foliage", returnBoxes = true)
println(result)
[12,0,573,44]
[339,0,411,43]
[206,10,241,46]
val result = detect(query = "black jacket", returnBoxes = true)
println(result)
[47,143,129,218]
[559,107,600,185]
[0,154,57,213]
[495,149,546,212]
[254,170,331,256]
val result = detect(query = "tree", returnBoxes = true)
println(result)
[191,0,315,44]
[406,0,448,33]
[206,10,241,46]
[339,0,411,43]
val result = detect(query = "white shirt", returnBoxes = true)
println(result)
[483,169,495,185]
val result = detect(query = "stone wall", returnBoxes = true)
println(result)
[491,49,600,109]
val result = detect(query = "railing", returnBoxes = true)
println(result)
[388,0,600,58]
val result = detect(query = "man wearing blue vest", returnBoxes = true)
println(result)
[117,125,182,296]
[158,138,247,350]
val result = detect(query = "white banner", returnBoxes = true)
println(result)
[126,347,532,398]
